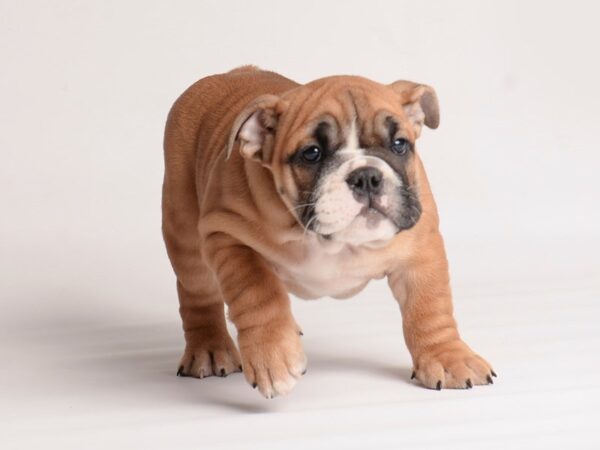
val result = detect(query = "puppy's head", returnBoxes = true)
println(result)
[227,76,439,246]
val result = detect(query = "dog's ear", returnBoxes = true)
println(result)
[226,94,288,164]
[389,80,439,137]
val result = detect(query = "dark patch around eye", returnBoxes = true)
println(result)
[385,116,399,144]
[287,120,333,164]
[313,121,330,151]
[383,115,414,155]
[287,121,334,230]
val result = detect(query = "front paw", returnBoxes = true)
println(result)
[238,322,307,399]
[177,330,242,379]
[412,341,496,390]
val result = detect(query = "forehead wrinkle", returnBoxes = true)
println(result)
[334,94,362,153]
[312,121,330,149]
[278,83,340,153]
[344,87,378,149]
[276,86,325,154]
[385,116,399,140]
[344,120,359,151]
[369,110,400,148]
[346,89,359,123]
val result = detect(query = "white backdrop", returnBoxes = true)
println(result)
[1,1,599,449]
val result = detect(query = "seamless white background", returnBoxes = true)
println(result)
[1,1,599,449]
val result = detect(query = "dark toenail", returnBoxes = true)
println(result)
[491,370,497,378]
[252,383,257,389]
[177,366,184,377]
[487,375,494,384]
[220,368,226,377]
[299,331,304,336]
[436,380,442,390]
[411,371,416,380]
[466,378,473,389]
[301,369,307,375]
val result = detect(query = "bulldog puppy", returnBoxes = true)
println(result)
[162,66,495,398]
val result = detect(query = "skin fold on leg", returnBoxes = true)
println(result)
[204,232,307,399]
[388,231,496,390]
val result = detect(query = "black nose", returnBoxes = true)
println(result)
[346,167,383,198]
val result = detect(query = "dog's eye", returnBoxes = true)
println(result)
[301,145,322,163]
[391,138,409,155]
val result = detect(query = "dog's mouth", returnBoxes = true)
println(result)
[303,199,421,240]
[359,205,390,228]
[349,183,421,233]
[297,184,422,244]
[312,206,396,243]
[360,192,422,234]
[316,206,397,241]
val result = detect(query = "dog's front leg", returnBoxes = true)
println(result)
[387,233,495,390]
[205,233,306,398]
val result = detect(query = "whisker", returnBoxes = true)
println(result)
[301,214,318,241]
[287,202,317,214]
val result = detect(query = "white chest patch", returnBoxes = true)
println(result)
[273,236,389,300]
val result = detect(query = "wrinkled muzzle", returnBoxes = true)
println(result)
[305,154,421,245]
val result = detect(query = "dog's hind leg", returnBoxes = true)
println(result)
[162,98,241,379]
[172,259,242,378]
[162,183,241,378]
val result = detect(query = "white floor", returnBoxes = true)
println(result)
[1,235,599,449]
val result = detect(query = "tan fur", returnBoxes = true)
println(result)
[162,66,494,398]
